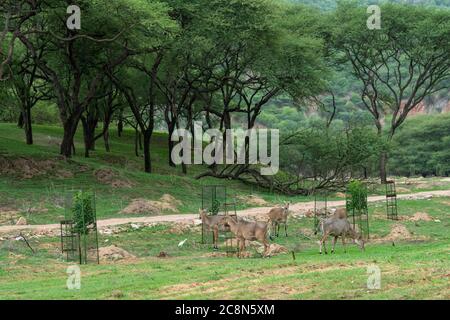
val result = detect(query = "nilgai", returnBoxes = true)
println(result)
[199,209,229,250]
[224,216,269,258]
[313,207,347,235]
[267,202,290,238]
[317,215,365,254]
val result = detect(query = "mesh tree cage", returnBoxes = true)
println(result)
[313,190,329,234]
[201,185,238,256]
[385,180,398,220]
[61,190,99,264]
[346,181,370,240]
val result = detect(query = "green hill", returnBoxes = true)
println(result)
[0,123,297,225]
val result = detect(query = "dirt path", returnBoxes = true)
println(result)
[1,189,449,236]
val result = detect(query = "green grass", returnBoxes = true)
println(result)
[0,197,449,299]
[0,123,303,224]
[1,123,450,225]
[1,123,449,300]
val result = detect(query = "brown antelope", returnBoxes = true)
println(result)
[267,202,290,238]
[317,215,365,254]
[224,216,269,258]
[198,209,229,250]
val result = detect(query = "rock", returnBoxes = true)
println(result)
[157,251,169,258]
[95,245,135,262]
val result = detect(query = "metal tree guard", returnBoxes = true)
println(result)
[385,180,399,220]
[61,190,99,264]
[201,185,238,255]
[346,182,370,240]
[313,190,328,234]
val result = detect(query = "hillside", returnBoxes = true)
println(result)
[0,123,297,225]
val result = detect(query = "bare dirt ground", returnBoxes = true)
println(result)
[1,189,449,236]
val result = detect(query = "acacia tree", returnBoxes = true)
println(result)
[10,41,52,145]
[194,1,327,183]
[0,0,37,81]
[330,3,450,182]
[16,0,174,158]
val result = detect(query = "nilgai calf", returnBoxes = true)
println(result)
[224,216,269,258]
[199,209,229,250]
[318,215,365,254]
[267,202,290,238]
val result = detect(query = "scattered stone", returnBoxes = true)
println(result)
[95,245,135,262]
[121,194,182,214]
[160,194,182,207]
[157,251,170,258]
[410,212,433,222]
[237,195,268,206]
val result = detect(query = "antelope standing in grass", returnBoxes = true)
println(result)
[318,215,365,254]
[224,216,269,258]
[198,209,230,250]
[267,202,290,238]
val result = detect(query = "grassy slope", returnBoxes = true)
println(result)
[0,123,301,224]
[0,123,449,299]
[2,123,450,225]
[0,198,449,299]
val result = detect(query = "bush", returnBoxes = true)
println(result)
[346,180,367,212]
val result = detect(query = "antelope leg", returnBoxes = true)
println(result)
[332,236,337,253]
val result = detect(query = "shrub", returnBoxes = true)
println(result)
[71,191,95,234]
[346,180,367,212]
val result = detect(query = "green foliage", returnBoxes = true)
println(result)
[280,120,383,180]
[71,191,96,234]
[32,102,59,125]
[390,113,450,176]
[346,180,368,212]
[211,199,220,215]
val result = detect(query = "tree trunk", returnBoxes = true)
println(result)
[134,128,139,157]
[23,106,33,145]
[143,131,152,173]
[17,113,24,128]
[60,116,80,158]
[117,117,123,137]
[81,116,97,158]
[103,126,110,152]
[380,151,388,183]
[167,120,176,167]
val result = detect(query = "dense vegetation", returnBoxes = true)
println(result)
[1,0,449,194]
